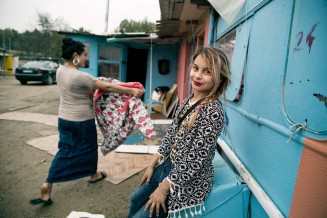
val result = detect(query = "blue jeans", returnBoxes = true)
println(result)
[129,158,172,218]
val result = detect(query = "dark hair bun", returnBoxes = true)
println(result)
[61,37,85,60]
[62,38,75,50]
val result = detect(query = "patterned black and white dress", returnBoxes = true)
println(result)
[157,94,225,217]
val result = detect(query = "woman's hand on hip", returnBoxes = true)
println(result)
[145,188,167,217]
[139,167,154,186]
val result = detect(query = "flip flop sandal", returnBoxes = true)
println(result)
[29,198,53,206]
[88,171,107,183]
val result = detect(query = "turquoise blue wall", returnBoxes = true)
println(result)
[70,35,128,79]
[69,35,178,103]
[283,0,327,133]
[144,44,179,103]
[69,35,100,77]
[211,0,327,216]
[215,0,295,216]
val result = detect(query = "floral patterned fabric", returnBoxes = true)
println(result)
[157,94,225,216]
[93,77,156,155]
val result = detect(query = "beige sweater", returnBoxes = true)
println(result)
[56,66,97,121]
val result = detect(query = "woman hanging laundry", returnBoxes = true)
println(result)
[30,37,144,206]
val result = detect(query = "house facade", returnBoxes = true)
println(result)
[60,32,179,103]
[156,0,327,217]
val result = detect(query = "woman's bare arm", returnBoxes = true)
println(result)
[93,80,144,98]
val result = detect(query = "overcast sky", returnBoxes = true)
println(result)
[0,0,161,34]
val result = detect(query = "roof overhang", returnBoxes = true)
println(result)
[156,0,210,38]
[106,33,181,45]
[57,31,181,45]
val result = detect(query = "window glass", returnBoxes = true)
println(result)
[217,28,236,62]
[23,61,46,68]
[99,46,121,61]
[215,20,251,102]
[49,62,56,69]
[98,62,120,79]
[82,43,90,68]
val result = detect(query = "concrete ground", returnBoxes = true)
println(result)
[0,76,167,218]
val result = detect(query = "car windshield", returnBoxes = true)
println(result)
[22,61,47,68]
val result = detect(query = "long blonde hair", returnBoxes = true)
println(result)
[188,47,231,130]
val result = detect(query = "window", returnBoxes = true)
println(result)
[98,45,121,79]
[98,63,119,79]
[99,46,120,61]
[217,28,236,63]
[215,21,251,102]
[82,43,90,68]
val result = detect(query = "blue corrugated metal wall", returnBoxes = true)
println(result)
[211,0,321,216]
[212,0,327,216]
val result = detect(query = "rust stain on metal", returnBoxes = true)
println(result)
[313,93,327,107]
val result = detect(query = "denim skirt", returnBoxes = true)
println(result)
[46,118,98,183]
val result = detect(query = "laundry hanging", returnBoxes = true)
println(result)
[93,77,156,155]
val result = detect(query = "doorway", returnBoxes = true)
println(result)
[126,48,148,89]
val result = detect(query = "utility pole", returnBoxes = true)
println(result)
[0,48,6,78]
[2,30,5,49]
[104,0,110,34]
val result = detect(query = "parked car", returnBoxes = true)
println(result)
[15,60,59,85]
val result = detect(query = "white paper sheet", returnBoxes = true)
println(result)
[208,0,246,24]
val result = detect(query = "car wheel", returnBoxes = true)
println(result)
[46,75,53,85]
[20,80,27,85]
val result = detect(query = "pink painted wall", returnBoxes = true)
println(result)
[176,43,190,104]
[176,16,211,104]
[204,16,210,46]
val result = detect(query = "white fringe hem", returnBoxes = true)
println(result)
[167,203,206,218]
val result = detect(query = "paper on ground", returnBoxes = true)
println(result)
[67,211,105,218]
[115,145,159,154]
[153,119,173,125]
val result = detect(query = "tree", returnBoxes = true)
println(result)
[54,16,70,32]
[0,28,14,49]
[115,18,156,33]
[36,12,55,57]
[0,11,91,59]
[37,12,54,32]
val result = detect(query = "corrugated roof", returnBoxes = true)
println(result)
[156,0,210,37]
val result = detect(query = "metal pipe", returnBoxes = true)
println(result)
[225,102,305,144]
[218,137,284,217]
[149,39,153,103]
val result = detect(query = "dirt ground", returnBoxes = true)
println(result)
[0,76,163,218]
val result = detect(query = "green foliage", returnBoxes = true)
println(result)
[0,12,86,59]
[0,28,65,59]
[115,18,156,33]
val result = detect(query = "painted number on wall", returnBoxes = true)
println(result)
[293,23,319,53]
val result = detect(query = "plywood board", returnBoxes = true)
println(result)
[26,134,154,184]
